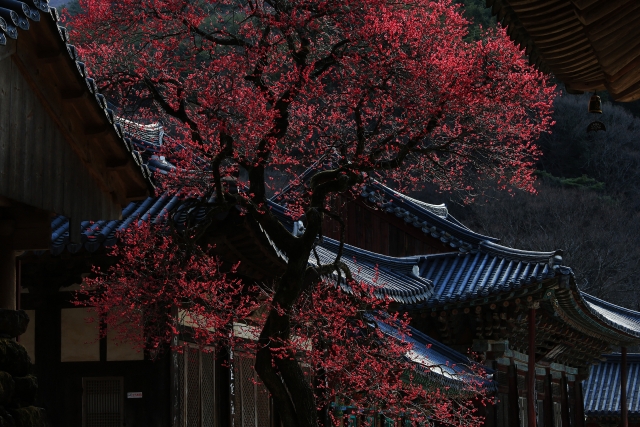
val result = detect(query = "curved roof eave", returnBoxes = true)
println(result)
[550,281,640,345]
[487,0,640,101]
[579,292,640,341]
[368,313,495,390]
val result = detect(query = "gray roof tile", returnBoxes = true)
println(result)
[584,353,640,418]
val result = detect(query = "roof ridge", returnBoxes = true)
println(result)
[363,182,500,252]
[320,237,422,266]
[371,182,449,217]
[478,240,563,263]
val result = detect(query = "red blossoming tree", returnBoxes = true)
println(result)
[69,0,554,425]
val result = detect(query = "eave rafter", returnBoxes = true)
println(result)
[488,0,640,101]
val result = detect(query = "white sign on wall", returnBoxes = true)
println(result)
[127,392,143,399]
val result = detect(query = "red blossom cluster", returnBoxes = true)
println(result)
[284,278,490,426]
[77,221,260,352]
[69,0,554,202]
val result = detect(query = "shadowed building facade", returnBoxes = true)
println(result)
[1,2,149,425]
[18,158,640,427]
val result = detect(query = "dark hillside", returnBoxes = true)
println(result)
[443,91,640,311]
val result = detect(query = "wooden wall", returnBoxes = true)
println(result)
[323,196,452,257]
[0,53,121,223]
[21,292,171,427]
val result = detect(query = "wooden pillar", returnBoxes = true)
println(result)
[621,347,628,427]
[0,243,16,310]
[509,363,520,426]
[561,373,570,427]
[528,307,537,427]
[575,380,585,427]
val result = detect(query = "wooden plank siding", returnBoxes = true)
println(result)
[0,54,121,223]
[323,196,452,257]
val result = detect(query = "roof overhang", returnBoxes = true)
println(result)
[488,0,640,101]
[1,5,152,229]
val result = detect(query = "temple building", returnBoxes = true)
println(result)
[299,180,640,427]
[1,2,149,426]
[18,151,489,426]
[17,147,640,426]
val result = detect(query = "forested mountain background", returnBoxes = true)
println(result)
[445,0,640,310]
[58,0,640,310]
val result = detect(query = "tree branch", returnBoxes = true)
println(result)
[143,77,203,144]
[183,19,249,46]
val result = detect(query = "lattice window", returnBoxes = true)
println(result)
[237,356,255,427]
[187,347,201,427]
[255,372,270,427]
[553,402,562,427]
[233,354,270,427]
[173,344,217,427]
[496,370,508,385]
[552,383,561,399]
[536,400,544,427]
[496,393,509,427]
[518,397,528,427]
[82,377,123,427]
[202,352,216,427]
[175,351,186,427]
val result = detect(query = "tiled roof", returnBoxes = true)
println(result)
[369,314,494,389]
[43,140,640,342]
[274,173,499,253]
[310,229,640,341]
[581,293,640,339]
[50,133,175,255]
[270,162,498,253]
[0,1,152,184]
[309,235,563,307]
[51,193,180,255]
[583,353,640,418]
[404,242,561,307]
[311,238,434,304]
[361,182,499,252]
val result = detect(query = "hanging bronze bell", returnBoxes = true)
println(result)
[588,93,602,114]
